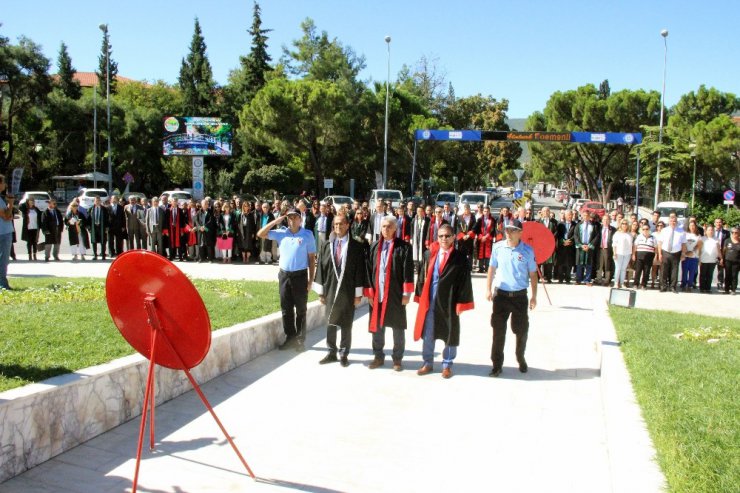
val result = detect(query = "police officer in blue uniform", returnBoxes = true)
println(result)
[485,219,538,377]
[258,207,317,351]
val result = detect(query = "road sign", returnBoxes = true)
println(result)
[324,179,334,189]
[723,190,735,201]
[514,190,523,199]
[513,169,525,180]
[123,172,134,184]
[192,157,204,200]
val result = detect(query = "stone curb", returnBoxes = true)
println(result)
[0,301,327,483]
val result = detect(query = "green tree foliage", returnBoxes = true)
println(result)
[242,164,302,192]
[56,42,81,100]
[527,82,661,204]
[96,28,118,97]
[0,34,53,174]
[178,18,217,116]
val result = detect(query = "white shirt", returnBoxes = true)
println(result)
[611,231,633,256]
[699,236,719,263]
[659,226,686,253]
[684,232,699,257]
[28,209,38,230]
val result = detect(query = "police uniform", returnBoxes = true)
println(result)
[489,221,537,376]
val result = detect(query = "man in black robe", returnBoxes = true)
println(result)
[537,206,558,282]
[456,203,476,269]
[195,199,217,262]
[414,224,475,379]
[89,196,108,260]
[364,215,415,371]
[313,214,366,367]
[107,195,126,257]
[556,210,577,283]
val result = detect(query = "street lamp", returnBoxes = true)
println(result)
[382,35,391,190]
[653,29,668,209]
[99,23,112,194]
[689,143,697,212]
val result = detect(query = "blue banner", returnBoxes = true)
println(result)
[415,129,642,145]
[569,132,642,144]
[414,129,482,141]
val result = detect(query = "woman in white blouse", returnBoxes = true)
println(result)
[612,220,633,289]
[681,221,703,291]
[21,198,41,260]
[698,224,720,293]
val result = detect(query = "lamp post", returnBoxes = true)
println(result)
[100,23,112,194]
[653,29,668,209]
[382,35,391,190]
[93,79,97,187]
[690,143,697,212]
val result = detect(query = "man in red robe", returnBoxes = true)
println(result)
[163,197,187,261]
[414,224,474,379]
[474,205,495,273]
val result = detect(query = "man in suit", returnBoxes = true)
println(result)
[137,197,149,250]
[145,196,165,255]
[313,214,366,367]
[394,205,412,241]
[88,196,108,260]
[108,195,126,256]
[556,210,577,283]
[195,198,217,262]
[595,214,616,285]
[537,206,558,282]
[713,217,730,289]
[40,199,65,261]
[297,200,315,232]
[368,201,387,243]
[164,197,188,261]
[125,196,144,250]
[574,210,599,285]
[314,201,333,256]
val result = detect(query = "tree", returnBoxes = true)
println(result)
[178,18,217,115]
[226,1,272,116]
[96,27,118,96]
[241,77,352,192]
[56,42,81,100]
[0,34,53,175]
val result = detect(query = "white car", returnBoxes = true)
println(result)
[323,195,354,209]
[78,188,109,210]
[368,189,403,211]
[573,198,589,211]
[19,191,52,211]
[434,191,459,208]
[458,191,490,213]
[160,190,193,207]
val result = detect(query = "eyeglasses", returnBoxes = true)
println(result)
[642,228,650,231]
[438,234,452,238]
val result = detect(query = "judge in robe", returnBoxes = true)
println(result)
[364,215,415,371]
[456,204,477,270]
[394,205,411,241]
[474,205,495,273]
[186,199,199,260]
[89,196,108,260]
[164,198,188,261]
[556,210,577,283]
[495,207,514,242]
[574,210,599,285]
[107,195,126,256]
[537,206,558,282]
[236,201,257,263]
[414,224,475,379]
[145,197,165,255]
[313,214,366,367]
[411,206,430,273]
[41,199,64,261]
[426,207,449,247]
[195,199,217,262]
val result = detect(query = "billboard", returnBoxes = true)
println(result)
[162,116,233,156]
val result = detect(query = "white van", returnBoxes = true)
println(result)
[368,189,403,211]
[458,191,490,213]
[160,190,193,207]
[656,201,690,230]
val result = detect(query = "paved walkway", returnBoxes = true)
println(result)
[2,255,688,492]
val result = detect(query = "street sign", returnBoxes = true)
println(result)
[513,169,525,180]
[192,157,204,200]
[514,190,523,199]
[324,179,334,189]
[723,190,735,201]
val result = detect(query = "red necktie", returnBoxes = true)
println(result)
[335,239,342,265]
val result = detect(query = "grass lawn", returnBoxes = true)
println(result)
[0,277,316,392]
[609,307,740,493]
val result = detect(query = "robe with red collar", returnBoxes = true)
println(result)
[475,214,495,259]
[363,237,415,332]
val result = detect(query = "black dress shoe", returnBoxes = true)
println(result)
[368,358,384,369]
[340,356,349,367]
[278,337,295,350]
[295,341,306,352]
[518,359,528,373]
[672,288,678,294]
[319,353,338,365]
[489,367,502,377]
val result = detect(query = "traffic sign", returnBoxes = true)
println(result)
[324,178,334,189]
[723,190,735,201]
[514,190,523,199]
[514,169,525,180]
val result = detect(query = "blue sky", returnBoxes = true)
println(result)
[2,0,738,117]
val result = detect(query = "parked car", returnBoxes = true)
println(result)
[368,189,404,211]
[434,191,459,208]
[78,188,109,210]
[458,191,490,213]
[580,201,607,218]
[566,193,582,209]
[323,195,354,209]
[160,190,192,207]
[573,198,589,211]
[554,189,569,202]
[656,201,690,230]
[122,191,147,202]
[483,187,498,200]
[19,191,51,212]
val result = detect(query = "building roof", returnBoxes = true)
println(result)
[53,71,137,88]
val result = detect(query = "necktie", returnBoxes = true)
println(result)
[335,239,342,266]
[155,208,158,224]
[438,251,448,273]
[583,224,589,243]
[668,228,675,252]
[602,228,607,248]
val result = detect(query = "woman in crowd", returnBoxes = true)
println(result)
[680,221,702,291]
[236,201,257,264]
[65,202,89,261]
[650,222,664,288]
[217,203,235,263]
[698,224,720,293]
[632,222,656,290]
[20,197,41,260]
[612,219,633,289]
[721,227,740,295]
[256,201,274,264]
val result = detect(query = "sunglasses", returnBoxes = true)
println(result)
[438,234,452,238]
